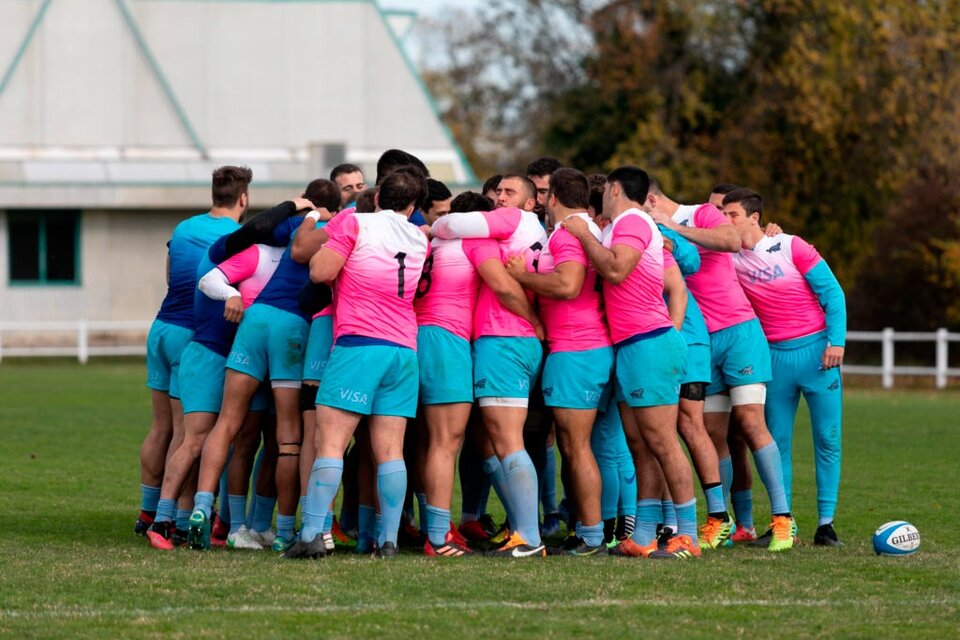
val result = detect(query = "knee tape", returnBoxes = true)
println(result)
[730,384,767,406]
[704,394,731,413]
[300,384,318,412]
[679,382,706,402]
[278,442,302,458]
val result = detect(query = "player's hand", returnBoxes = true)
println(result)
[224,296,244,323]
[821,345,844,369]
[292,197,315,212]
[648,209,677,229]
[504,255,526,278]
[533,320,546,342]
[764,222,783,236]
[662,236,674,253]
[561,215,589,238]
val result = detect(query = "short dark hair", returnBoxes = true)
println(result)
[710,182,739,196]
[330,163,362,181]
[424,179,452,212]
[378,168,428,212]
[526,156,562,179]
[647,175,663,196]
[548,168,590,210]
[482,174,502,194]
[588,173,606,217]
[450,191,494,213]
[500,174,537,203]
[606,166,650,204]
[355,187,377,213]
[375,149,429,185]
[722,188,763,221]
[211,166,253,207]
[303,178,341,212]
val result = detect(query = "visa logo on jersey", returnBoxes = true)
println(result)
[746,264,785,284]
[339,388,369,405]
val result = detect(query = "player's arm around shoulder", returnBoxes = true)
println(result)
[563,215,641,284]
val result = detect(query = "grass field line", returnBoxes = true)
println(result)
[3,596,958,620]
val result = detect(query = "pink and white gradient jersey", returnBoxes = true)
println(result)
[324,211,430,350]
[414,237,480,341]
[671,204,756,333]
[435,208,547,339]
[732,233,827,342]
[602,209,673,343]
[215,244,284,307]
[538,214,611,353]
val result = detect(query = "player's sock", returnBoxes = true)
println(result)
[675,498,698,546]
[377,459,407,548]
[753,443,789,516]
[339,504,358,535]
[176,509,191,532]
[703,483,726,517]
[542,444,558,514]
[252,494,276,532]
[323,511,334,535]
[374,512,383,547]
[301,457,344,543]
[299,495,306,515]
[227,495,247,534]
[732,490,754,529]
[141,484,161,515]
[622,514,636,538]
[416,492,429,535]
[276,514,296,543]
[718,455,733,507]
[155,498,176,524]
[818,516,834,527]
[425,504,450,547]
[358,504,376,548]
[580,521,604,548]
[483,455,515,527]
[501,450,541,546]
[194,491,215,519]
[661,500,678,533]
[633,499,661,546]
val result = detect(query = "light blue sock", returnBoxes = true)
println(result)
[299,495,306,514]
[818,516,834,527]
[301,457,344,543]
[661,500,678,532]
[675,498,698,545]
[323,511,334,535]
[718,455,733,508]
[416,492,429,534]
[633,499,660,546]
[542,444,558,513]
[753,443,789,515]
[732,490,754,528]
[227,495,247,533]
[374,512,383,547]
[175,509,191,531]
[141,484,161,513]
[194,491,215,519]
[252,494,276,532]
[580,521,604,548]
[704,484,726,515]
[483,455,515,527]
[245,445,264,529]
[425,504,450,546]
[377,459,407,547]
[501,450,541,546]
[276,514,296,541]
[357,504,376,552]
[155,498,176,524]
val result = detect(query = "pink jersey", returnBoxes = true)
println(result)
[324,211,430,349]
[672,204,756,333]
[733,234,827,342]
[414,237,480,341]
[435,208,547,339]
[602,209,673,343]
[538,215,611,352]
[215,244,284,308]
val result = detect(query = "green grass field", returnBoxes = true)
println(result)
[1,360,958,638]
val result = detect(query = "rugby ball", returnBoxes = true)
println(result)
[873,521,920,556]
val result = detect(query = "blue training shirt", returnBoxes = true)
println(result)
[189,236,240,358]
[661,226,710,347]
[251,216,311,320]
[156,213,241,329]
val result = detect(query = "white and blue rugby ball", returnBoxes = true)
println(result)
[873,521,920,556]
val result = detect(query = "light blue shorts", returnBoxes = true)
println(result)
[316,344,420,417]
[542,347,614,409]
[227,304,309,383]
[614,328,688,407]
[472,336,543,399]
[418,325,473,405]
[179,342,227,415]
[682,343,712,385]
[302,315,334,383]
[706,318,772,396]
[146,319,193,398]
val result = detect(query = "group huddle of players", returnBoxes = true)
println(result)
[135,149,846,560]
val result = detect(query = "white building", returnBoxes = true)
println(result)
[0,0,473,343]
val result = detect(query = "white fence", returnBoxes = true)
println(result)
[0,321,958,388]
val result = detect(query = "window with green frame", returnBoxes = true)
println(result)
[7,210,81,285]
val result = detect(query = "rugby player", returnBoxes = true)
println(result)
[330,163,366,209]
